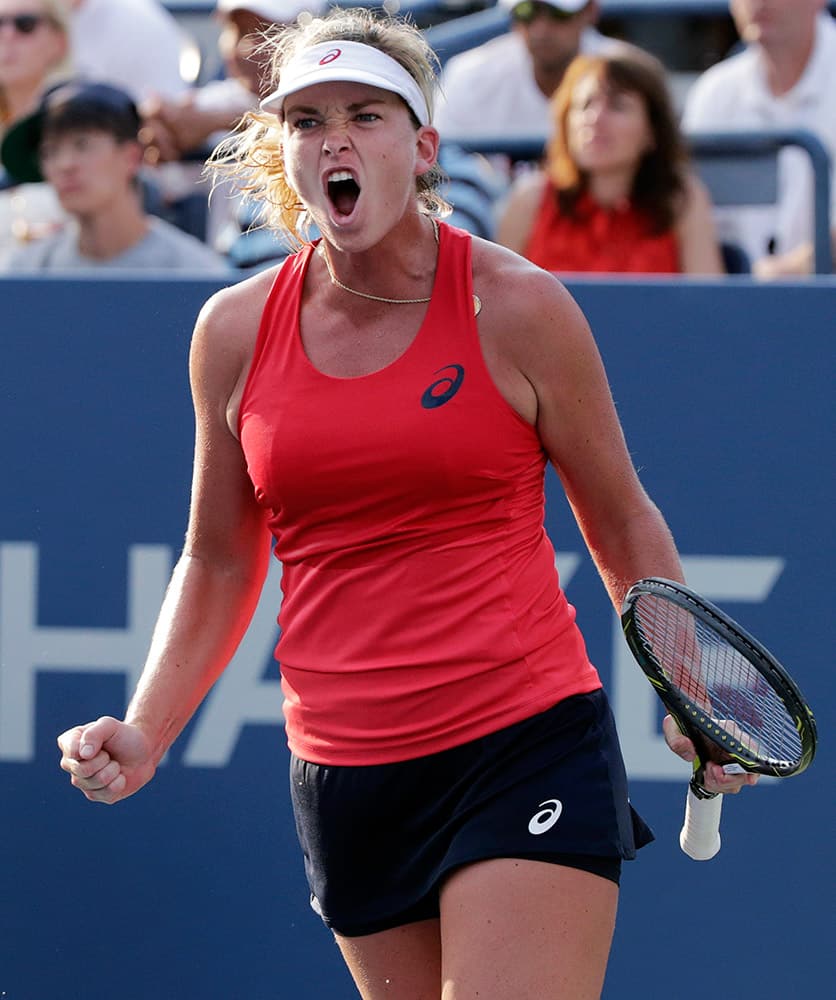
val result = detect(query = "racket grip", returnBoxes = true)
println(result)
[679,784,723,860]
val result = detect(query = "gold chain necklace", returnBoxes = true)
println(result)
[319,217,439,305]
[318,218,481,315]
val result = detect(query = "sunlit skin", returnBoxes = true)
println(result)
[281,79,439,292]
[566,71,654,205]
[0,1,66,120]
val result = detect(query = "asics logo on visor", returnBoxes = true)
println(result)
[527,798,563,835]
[319,49,340,65]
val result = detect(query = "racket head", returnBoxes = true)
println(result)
[621,578,817,778]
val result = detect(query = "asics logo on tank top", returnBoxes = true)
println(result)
[420,364,464,409]
[527,798,563,835]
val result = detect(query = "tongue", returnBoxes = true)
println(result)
[333,188,358,217]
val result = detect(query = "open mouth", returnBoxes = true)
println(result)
[326,169,361,219]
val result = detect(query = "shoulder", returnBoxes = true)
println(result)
[682,49,756,123]
[194,78,255,113]
[679,171,714,215]
[581,29,630,56]
[143,218,232,273]
[189,263,284,387]
[441,32,526,83]
[469,237,590,352]
[3,234,58,270]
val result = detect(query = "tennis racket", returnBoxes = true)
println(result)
[621,578,817,861]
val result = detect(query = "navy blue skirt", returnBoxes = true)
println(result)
[289,688,653,936]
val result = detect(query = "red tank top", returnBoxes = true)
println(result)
[525,184,679,274]
[239,222,600,765]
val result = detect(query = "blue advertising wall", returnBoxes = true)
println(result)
[1,275,834,999]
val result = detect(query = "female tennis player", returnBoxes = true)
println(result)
[57,9,755,998]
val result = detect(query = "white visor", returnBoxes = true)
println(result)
[260,40,430,125]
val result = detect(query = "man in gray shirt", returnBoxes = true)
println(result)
[0,80,231,274]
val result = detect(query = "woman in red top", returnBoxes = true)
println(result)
[57,9,753,999]
[497,48,724,275]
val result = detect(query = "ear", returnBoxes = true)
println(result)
[122,139,145,181]
[414,124,440,178]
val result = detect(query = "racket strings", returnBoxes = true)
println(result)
[634,596,802,766]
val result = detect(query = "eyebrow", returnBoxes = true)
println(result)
[285,97,391,116]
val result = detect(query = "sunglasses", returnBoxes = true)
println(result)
[0,13,48,34]
[511,2,586,24]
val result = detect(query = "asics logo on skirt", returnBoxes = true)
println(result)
[527,798,563,835]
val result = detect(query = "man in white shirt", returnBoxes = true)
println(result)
[682,0,836,277]
[435,0,622,140]
[68,0,189,103]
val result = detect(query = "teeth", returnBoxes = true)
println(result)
[328,170,355,183]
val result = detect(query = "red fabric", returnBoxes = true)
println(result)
[239,222,601,765]
[524,184,680,274]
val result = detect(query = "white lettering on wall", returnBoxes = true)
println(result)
[0,544,786,777]
[0,542,170,762]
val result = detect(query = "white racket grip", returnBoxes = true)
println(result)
[680,785,723,860]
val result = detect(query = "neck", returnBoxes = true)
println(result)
[319,214,439,306]
[75,195,149,260]
[532,61,572,101]
[2,80,44,125]
[760,23,817,96]
[587,170,634,208]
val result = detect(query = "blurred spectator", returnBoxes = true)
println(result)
[496,49,724,275]
[0,0,71,256]
[0,80,231,272]
[141,1,326,165]
[682,0,836,277]
[140,0,326,254]
[435,0,624,140]
[66,0,189,103]
[0,0,70,131]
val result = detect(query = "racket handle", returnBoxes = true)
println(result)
[679,784,723,860]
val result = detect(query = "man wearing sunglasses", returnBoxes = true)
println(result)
[435,0,622,141]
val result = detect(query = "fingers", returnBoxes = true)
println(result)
[57,717,130,803]
[78,716,122,759]
[662,714,696,762]
[661,715,759,795]
[64,747,127,802]
[703,762,759,796]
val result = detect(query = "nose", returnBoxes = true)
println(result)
[321,117,352,155]
[580,97,607,123]
[41,146,79,175]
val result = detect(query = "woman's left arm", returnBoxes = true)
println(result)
[504,264,685,610]
[676,173,725,275]
[485,253,754,791]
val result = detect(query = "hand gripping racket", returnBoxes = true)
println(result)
[621,578,817,861]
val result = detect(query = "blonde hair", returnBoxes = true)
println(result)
[206,7,449,246]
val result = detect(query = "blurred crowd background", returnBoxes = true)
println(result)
[0,0,833,278]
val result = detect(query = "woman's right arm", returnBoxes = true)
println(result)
[57,285,273,803]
